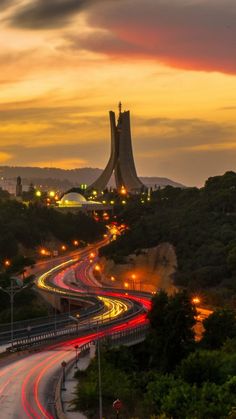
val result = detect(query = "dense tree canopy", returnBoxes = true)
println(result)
[0,199,105,260]
[201,308,236,349]
[100,171,236,295]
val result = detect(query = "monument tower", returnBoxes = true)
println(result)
[88,103,145,193]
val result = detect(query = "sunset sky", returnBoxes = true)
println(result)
[1,0,236,186]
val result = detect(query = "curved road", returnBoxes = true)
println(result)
[0,242,150,418]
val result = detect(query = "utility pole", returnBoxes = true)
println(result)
[0,277,30,349]
[97,321,103,419]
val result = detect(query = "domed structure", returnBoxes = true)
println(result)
[59,192,87,207]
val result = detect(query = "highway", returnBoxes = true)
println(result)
[0,241,150,418]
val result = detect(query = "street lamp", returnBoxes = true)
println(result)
[61,360,67,391]
[74,345,79,369]
[0,277,29,349]
[192,296,201,305]
[4,259,11,267]
[97,322,103,419]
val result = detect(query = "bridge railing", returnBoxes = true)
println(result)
[7,304,146,352]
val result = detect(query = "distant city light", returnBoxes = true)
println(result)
[73,240,79,246]
[61,245,66,251]
[120,186,127,195]
[124,282,129,288]
[49,191,55,197]
[35,190,42,197]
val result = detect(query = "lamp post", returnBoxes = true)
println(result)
[61,360,67,391]
[0,277,29,349]
[74,345,79,369]
[97,322,103,419]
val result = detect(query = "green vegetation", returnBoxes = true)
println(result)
[0,198,105,323]
[73,292,236,418]
[0,256,48,323]
[100,171,236,302]
[0,199,105,260]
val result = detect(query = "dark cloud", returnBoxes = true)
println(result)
[1,141,107,168]
[0,0,15,10]
[64,0,236,74]
[66,30,142,55]
[132,118,235,159]
[9,0,92,29]
[8,0,236,74]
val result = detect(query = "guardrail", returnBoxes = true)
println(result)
[0,300,105,344]
[7,302,145,352]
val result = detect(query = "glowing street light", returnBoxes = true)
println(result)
[94,264,101,272]
[40,248,47,256]
[110,276,115,282]
[49,190,55,197]
[124,282,129,289]
[90,252,95,258]
[4,259,11,267]
[131,274,136,280]
[73,240,79,246]
[192,296,201,305]
[120,186,127,195]
[35,190,42,197]
[61,245,66,251]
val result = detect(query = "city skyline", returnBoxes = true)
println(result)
[1,0,236,186]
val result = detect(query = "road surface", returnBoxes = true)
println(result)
[0,241,149,418]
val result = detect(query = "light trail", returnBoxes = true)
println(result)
[36,255,133,326]
[0,239,150,418]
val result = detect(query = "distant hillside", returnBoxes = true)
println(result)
[0,166,184,191]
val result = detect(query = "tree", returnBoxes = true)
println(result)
[147,290,196,372]
[201,308,236,349]
[176,350,222,386]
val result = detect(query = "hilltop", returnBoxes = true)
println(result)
[0,166,184,191]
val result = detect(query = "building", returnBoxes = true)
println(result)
[57,192,111,214]
[88,103,145,194]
